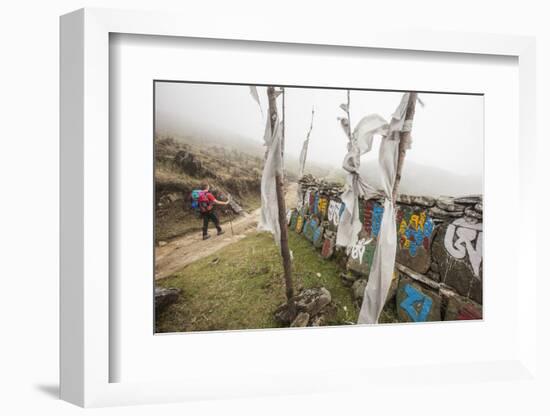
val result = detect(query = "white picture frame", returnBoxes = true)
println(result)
[60,7,537,408]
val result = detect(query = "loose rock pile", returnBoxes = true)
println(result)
[429,195,483,223]
[155,287,181,312]
[275,287,332,327]
[298,174,343,199]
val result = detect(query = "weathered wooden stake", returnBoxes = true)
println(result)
[267,86,296,320]
[392,92,418,203]
[346,90,352,139]
[299,107,315,178]
[281,87,286,167]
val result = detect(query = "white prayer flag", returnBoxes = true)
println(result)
[298,107,315,178]
[335,92,414,324]
[258,116,284,247]
[249,86,263,116]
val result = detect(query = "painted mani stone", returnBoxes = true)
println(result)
[313,225,325,248]
[346,233,377,277]
[317,196,329,220]
[327,199,344,231]
[395,206,436,274]
[363,200,373,232]
[289,210,298,231]
[432,218,483,298]
[303,189,311,213]
[313,192,320,215]
[286,209,292,226]
[468,273,483,305]
[303,216,320,242]
[321,237,335,259]
[362,200,385,239]
[371,204,384,238]
[295,215,305,234]
[444,295,482,321]
[396,277,441,322]
[308,191,316,214]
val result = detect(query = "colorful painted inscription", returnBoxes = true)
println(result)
[363,200,385,239]
[444,218,482,278]
[295,214,305,233]
[399,283,433,322]
[327,200,343,228]
[289,210,298,231]
[397,207,434,257]
[317,196,329,220]
[304,216,319,241]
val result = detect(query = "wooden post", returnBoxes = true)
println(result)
[281,87,286,166]
[299,107,315,178]
[346,90,352,139]
[392,92,418,203]
[267,86,296,320]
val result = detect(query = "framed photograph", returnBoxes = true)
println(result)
[60,8,537,407]
[152,81,484,333]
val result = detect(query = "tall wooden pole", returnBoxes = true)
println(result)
[281,87,286,166]
[346,90,352,139]
[267,86,295,319]
[392,92,418,203]
[299,107,315,178]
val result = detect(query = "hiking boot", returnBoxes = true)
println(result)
[203,234,211,240]
[217,230,225,236]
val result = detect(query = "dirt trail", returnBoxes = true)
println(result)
[155,182,298,280]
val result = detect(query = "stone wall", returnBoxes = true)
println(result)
[289,175,483,323]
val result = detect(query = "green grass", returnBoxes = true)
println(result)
[156,231,359,332]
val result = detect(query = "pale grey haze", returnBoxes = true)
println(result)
[155,82,483,196]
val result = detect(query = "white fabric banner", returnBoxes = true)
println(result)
[336,113,388,248]
[258,115,283,247]
[334,92,412,324]
[249,86,263,116]
[358,93,411,324]
[298,108,315,179]
[357,137,400,324]
[298,138,309,178]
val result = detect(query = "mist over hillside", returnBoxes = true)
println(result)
[163,127,336,181]
[360,159,482,197]
[161,122,263,157]
[159,120,481,197]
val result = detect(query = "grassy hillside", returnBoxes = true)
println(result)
[155,134,341,242]
[164,132,341,183]
[155,137,263,241]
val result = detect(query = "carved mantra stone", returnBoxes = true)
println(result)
[321,237,335,259]
[396,277,441,322]
[432,218,483,299]
[395,206,435,274]
[444,294,482,321]
[346,233,376,277]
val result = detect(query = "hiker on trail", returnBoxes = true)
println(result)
[193,182,230,240]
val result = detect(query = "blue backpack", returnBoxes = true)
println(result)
[190,190,212,214]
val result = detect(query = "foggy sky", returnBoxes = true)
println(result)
[155,82,483,187]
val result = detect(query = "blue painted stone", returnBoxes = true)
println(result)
[396,278,441,322]
[399,284,432,322]
[313,225,324,248]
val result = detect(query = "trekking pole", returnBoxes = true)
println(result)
[225,192,235,236]
[229,213,234,236]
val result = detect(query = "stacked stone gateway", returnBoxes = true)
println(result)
[289,176,483,323]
